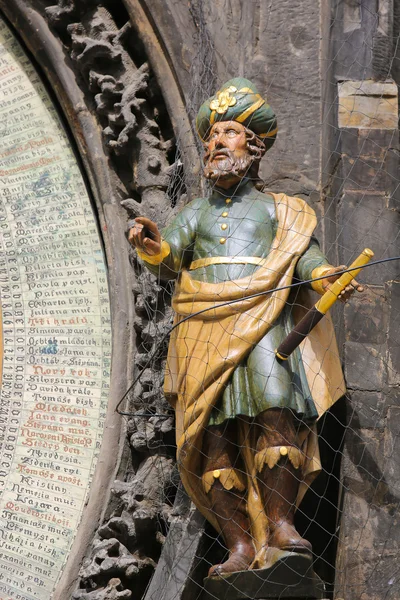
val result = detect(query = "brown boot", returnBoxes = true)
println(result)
[255,409,312,555]
[205,472,255,576]
[202,423,255,577]
[258,453,312,553]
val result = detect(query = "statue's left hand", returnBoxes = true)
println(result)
[322,265,364,302]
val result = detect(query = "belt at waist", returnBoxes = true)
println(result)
[189,256,270,270]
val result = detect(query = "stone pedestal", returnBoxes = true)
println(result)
[202,552,325,600]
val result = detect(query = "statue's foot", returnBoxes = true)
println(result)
[269,520,312,554]
[208,543,255,577]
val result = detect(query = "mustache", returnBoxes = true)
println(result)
[204,147,234,163]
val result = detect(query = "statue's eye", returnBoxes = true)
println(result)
[227,129,238,137]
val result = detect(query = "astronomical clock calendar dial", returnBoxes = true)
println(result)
[0,15,111,599]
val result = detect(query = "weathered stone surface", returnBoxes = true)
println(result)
[160,0,325,198]
[73,578,132,599]
[346,391,385,429]
[341,427,385,485]
[143,490,206,600]
[337,493,400,553]
[383,407,400,482]
[333,28,399,595]
[387,281,400,385]
[338,192,399,284]
[336,399,400,598]
[340,154,397,192]
[338,80,398,129]
[388,180,400,211]
[339,127,399,159]
[333,0,393,83]
[335,551,400,599]
[344,342,386,390]
[256,0,323,196]
[128,0,198,98]
[74,456,176,598]
[336,415,400,598]
[344,285,388,345]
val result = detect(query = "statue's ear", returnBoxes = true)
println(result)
[259,141,267,158]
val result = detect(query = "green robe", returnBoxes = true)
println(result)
[142,180,329,426]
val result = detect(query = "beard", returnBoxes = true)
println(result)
[203,148,254,183]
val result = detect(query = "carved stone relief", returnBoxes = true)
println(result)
[34,2,186,598]
[45,0,179,225]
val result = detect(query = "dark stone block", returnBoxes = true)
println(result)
[336,423,400,597]
[344,341,385,390]
[387,282,400,385]
[338,193,400,285]
[333,28,374,81]
[339,127,399,209]
[388,181,400,212]
[384,407,400,484]
[336,550,400,599]
[342,427,385,484]
[341,154,397,193]
[337,415,400,573]
[384,154,400,204]
[344,285,388,345]
[385,387,400,407]
[338,485,400,551]
[339,128,399,158]
[347,391,385,429]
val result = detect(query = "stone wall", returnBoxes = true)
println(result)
[329,3,400,596]
[139,0,328,201]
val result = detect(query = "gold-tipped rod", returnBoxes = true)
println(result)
[275,248,374,361]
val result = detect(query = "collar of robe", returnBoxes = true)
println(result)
[211,176,254,201]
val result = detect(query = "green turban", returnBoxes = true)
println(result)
[196,77,278,150]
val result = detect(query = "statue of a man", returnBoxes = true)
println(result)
[128,78,361,576]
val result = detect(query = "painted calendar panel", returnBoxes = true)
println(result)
[0,15,111,599]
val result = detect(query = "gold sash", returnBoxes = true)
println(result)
[189,256,273,270]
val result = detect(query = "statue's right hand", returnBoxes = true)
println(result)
[128,217,162,256]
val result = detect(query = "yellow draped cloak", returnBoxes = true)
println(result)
[164,193,345,565]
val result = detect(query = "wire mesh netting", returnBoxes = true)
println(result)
[118,3,400,600]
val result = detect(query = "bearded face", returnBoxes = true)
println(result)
[203,121,264,188]
[203,147,254,182]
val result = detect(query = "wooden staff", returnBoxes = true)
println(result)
[275,248,374,361]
